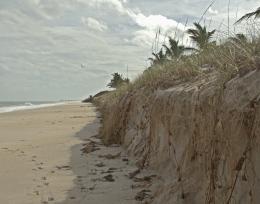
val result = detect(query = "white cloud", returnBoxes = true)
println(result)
[82,17,108,32]
[131,29,156,47]
[129,13,186,32]
[77,0,127,14]
[208,7,219,15]
[127,13,189,48]
[77,0,187,48]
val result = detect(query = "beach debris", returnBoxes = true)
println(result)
[81,141,100,154]
[86,138,103,145]
[103,174,115,182]
[101,167,118,174]
[80,186,86,192]
[133,175,157,183]
[95,162,105,167]
[128,169,141,179]
[108,167,117,171]
[135,189,152,201]
[91,177,102,182]
[70,116,85,119]
[131,183,151,189]
[91,134,100,139]
[56,165,71,170]
[98,152,121,160]
[122,158,129,162]
[89,184,96,191]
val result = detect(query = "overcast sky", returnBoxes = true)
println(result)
[0,0,259,101]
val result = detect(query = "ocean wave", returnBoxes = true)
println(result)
[24,102,33,106]
[0,102,66,114]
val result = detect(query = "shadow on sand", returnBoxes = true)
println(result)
[55,109,101,204]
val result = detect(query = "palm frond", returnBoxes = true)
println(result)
[152,52,160,61]
[148,57,154,62]
[163,44,172,56]
[236,7,260,23]
[187,23,216,50]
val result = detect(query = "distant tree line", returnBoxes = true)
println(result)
[107,72,129,89]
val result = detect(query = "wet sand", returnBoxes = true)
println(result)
[0,103,139,204]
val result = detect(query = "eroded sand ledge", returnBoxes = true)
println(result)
[0,103,140,204]
[99,70,260,203]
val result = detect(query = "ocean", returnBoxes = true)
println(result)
[0,101,66,113]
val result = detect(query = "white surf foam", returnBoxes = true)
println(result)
[0,102,66,114]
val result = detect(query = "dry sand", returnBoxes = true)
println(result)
[0,103,141,204]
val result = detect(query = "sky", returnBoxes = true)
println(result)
[0,0,259,101]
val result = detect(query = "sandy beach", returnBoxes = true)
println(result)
[0,103,140,204]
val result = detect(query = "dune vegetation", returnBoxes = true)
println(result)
[97,12,260,107]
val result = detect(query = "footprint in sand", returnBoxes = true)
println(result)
[33,160,45,170]
[42,176,47,181]
[18,152,26,157]
[34,190,40,196]
[48,197,54,201]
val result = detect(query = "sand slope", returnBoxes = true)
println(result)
[0,103,141,204]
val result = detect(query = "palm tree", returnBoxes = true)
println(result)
[107,73,129,88]
[236,7,260,23]
[163,37,186,59]
[229,33,248,45]
[187,23,216,51]
[148,49,167,65]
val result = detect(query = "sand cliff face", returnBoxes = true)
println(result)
[100,69,260,203]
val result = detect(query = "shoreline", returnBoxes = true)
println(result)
[0,101,80,114]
